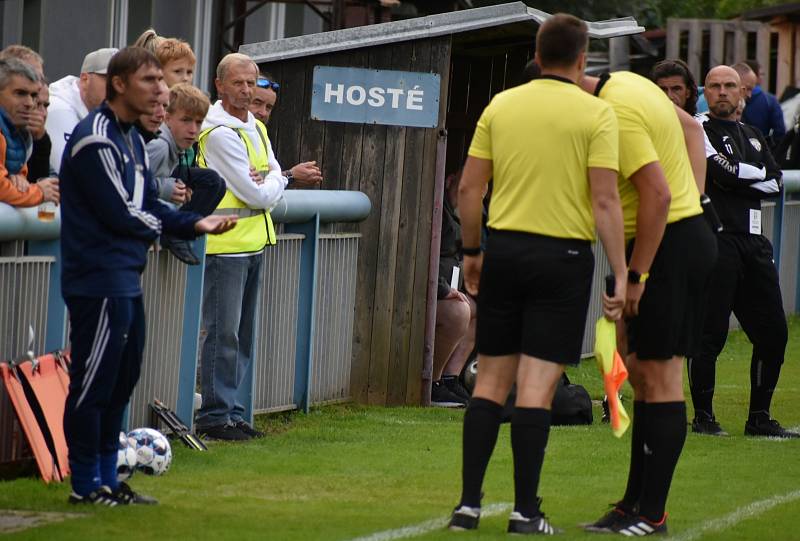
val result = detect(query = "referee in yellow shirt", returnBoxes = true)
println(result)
[580,72,717,536]
[448,14,628,535]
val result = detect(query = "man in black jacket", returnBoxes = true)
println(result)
[691,65,798,438]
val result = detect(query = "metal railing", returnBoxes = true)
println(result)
[0,191,370,452]
[2,175,799,458]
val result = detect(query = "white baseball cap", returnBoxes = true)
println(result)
[80,48,118,75]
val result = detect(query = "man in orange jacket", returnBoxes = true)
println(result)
[0,57,58,207]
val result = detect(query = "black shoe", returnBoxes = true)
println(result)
[448,505,480,531]
[199,422,251,441]
[692,415,728,436]
[113,481,158,505]
[507,511,562,535]
[235,420,265,438]
[609,514,667,536]
[584,503,635,532]
[601,395,610,424]
[68,485,120,506]
[161,235,200,265]
[442,376,471,403]
[745,416,800,438]
[431,380,467,408]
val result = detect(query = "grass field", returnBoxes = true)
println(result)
[1,320,799,540]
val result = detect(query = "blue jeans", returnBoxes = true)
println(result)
[197,254,263,429]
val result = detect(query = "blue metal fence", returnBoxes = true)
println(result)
[1,177,799,441]
[0,191,370,435]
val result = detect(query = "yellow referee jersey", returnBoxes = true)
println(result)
[596,71,702,239]
[468,76,619,241]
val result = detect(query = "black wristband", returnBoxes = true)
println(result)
[461,246,482,256]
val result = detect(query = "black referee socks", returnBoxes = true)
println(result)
[511,407,551,518]
[620,401,646,513]
[459,397,504,508]
[639,401,687,522]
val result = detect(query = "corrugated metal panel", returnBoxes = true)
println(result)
[581,244,611,357]
[778,202,800,313]
[252,234,303,413]
[761,201,800,313]
[0,240,25,257]
[311,234,359,404]
[0,250,51,464]
[128,247,187,429]
[0,256,50,362]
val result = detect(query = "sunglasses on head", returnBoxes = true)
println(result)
[256,78,280,91]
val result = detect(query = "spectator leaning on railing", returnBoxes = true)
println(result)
[249,73,322,188]
[0,58,58,207]
[0,45,54,182]
[146,83,226,265]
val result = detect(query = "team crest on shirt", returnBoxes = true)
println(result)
[750,138,762,151]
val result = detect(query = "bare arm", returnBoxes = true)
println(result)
[675,105,706,193]
[458,156,492,296]
[626,161,671,316]
[589,167,627,320]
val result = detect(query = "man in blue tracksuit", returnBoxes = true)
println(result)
[60,47,236,505]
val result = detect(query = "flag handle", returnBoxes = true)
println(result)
[605,274,615,297]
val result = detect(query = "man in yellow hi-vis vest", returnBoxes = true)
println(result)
[195,53,287,441]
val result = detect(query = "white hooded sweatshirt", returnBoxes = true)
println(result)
[46,75,89,174]
[201,100,286,212]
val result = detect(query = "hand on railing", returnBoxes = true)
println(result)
[38,178,60,204]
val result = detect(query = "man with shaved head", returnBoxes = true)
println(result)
[691,65,797,439]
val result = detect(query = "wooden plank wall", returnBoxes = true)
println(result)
[665,18,781,93]
[259,36,452,405]
[445,43,534,176]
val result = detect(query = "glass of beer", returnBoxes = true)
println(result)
[38,201,56,222]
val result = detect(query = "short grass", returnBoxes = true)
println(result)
[1,320,799,540]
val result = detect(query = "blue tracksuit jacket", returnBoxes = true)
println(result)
[60,102,202,298]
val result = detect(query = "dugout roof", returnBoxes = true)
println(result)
[240,2,644,63]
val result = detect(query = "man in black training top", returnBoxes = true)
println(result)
[690,65,798,439]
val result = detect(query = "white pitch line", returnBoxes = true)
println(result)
[345,502,512,541]
[666,489,800,541]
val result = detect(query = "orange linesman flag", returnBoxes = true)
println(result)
[594,318,630,438]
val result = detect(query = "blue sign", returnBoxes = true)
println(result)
[311,66,440,128]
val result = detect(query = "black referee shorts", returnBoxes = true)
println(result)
[625,214,718,360]
[476,229,594,365]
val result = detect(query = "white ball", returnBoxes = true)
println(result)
[127,428,172,476]
[116,431,138,482]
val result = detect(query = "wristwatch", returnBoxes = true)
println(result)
[627,269,649,284]
[283,170,294,185]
